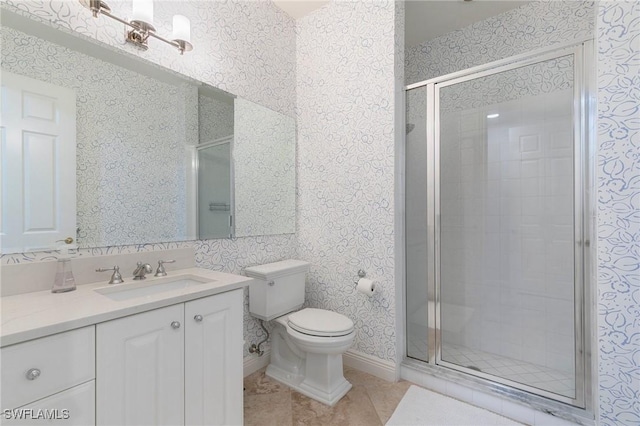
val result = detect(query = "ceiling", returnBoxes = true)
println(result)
[272,0,528,48]
[272,0,329,19]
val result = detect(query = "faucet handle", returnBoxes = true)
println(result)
[96,266,124,284]
[155,260,176,277]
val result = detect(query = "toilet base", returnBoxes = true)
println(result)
[266,363,352,407]
[264,312,355,406]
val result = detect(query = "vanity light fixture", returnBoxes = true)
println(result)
[486,113,500,119]
[79,0,193,54]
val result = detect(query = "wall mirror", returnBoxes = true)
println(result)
[0,10,296,253]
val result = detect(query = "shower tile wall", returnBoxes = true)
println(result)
[440,88,575,378]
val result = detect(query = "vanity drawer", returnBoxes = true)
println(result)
[2,381,95,425]
[1,327,95,410]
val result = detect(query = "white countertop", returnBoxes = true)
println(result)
[1,267,254,347]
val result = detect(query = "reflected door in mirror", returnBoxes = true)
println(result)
[1,71,77,253]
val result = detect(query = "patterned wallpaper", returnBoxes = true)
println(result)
[198,93,234,144]
[296,0,400,362]
[1,241,193,264]
[596,2,640,425]
[234,98,296,237]
[439,55,574,112]
[1,0,297,359]
[195,234,297,353]
[405,1,595,85]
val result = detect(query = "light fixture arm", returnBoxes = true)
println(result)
[146,30,191,55]
[80,0,193,55]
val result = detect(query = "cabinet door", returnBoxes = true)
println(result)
[96,305,185,426]
[185,290,243,426]
[2,381,95,426]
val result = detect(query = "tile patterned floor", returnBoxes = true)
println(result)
[442,343,575,398]
[408,334,575,398]
[244,366,412,426]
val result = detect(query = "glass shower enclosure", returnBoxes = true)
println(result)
[405,42,591,407]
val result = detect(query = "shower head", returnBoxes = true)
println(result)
[406,123,415,134]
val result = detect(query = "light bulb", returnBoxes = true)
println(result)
[132,0,153,25]
[172,15,191,42]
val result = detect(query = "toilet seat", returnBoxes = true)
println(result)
[287,308,354,337]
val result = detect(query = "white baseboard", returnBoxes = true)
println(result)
[243,348,397,382]
[343,349,397,382]
[243,349,271,377]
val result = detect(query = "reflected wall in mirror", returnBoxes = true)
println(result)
[234,99,296,237]
[0,12,296,253]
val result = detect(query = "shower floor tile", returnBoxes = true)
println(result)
[406,332,575,399]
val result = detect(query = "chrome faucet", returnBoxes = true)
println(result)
[133,262,153,280]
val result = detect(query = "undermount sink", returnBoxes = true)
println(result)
[95,274,213,301]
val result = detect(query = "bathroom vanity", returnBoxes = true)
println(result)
[0,267,252,425]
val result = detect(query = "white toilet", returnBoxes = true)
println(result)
[245,259,355,406]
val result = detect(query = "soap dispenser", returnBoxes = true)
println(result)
[51,240,77,293]
[52,258,77,293]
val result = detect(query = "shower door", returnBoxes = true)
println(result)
[405,44,589,407]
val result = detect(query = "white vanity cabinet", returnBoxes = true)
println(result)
[96,289,243,426]
[0,327,96,425]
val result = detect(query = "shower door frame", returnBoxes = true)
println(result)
[404,39,594,411]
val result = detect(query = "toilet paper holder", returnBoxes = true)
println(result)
[353,269,366,285]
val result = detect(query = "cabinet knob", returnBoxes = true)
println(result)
[25,368,41,380]
[194,315,203,322]
[268,280,275,286]
[171,321,181,329]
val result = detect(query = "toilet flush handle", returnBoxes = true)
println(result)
[268,280,275,286]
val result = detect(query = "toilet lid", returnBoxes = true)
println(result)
[287,308,354,337]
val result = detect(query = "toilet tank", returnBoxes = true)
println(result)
[245,260,310,321]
